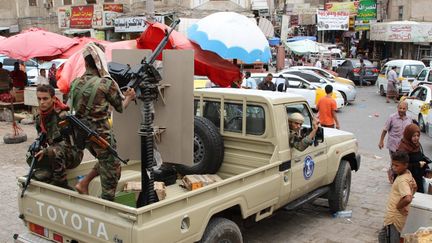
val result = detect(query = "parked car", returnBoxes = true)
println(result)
[404,84,432,132]
[289,66,355,86]
[377,60,425,97]
[1,55,40,86]
[412,67,432,88]
[336,58,379,85]
[250,73,345,110]
[277,69,357,104]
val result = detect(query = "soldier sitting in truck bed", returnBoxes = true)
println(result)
[288,112,319,151]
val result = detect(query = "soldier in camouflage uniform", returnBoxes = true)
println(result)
[30,85,83,189]
[70,43,135,201]
[288,112,319,152]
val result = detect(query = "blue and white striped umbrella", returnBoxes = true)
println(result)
[187,12,271,64]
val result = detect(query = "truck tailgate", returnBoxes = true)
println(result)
[18,179,135,243]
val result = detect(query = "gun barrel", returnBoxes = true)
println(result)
[147,19,181,64]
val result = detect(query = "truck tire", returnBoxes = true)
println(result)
[175,116,224,175]
[200,217,242,243]
[328,160,351,212]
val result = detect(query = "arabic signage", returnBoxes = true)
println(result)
[317,11,349,31]
[291,3,317,15]
[58,7,70,29]
[356,0,376,21]
[114,17,147,32]
[370,22,432,42]
[58,4,123,29]
[70,5,94,28]
[325,1,359,16]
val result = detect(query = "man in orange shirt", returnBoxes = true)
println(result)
[317,85,340,129]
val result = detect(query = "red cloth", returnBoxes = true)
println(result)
[10,70,27,89]
[137,22,242,87]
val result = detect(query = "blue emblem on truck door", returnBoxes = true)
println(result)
[303,155,315,180]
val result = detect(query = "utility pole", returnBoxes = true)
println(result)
[146,0,155,19]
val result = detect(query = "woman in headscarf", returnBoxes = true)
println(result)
[397,124,431,192]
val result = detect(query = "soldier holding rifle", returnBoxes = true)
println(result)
[69,43,136,201]
[26,85,83,190]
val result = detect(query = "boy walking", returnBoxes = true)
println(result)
[316,85,340,129]
[378,151,417,243]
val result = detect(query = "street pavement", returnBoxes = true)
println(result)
[1,85,431,242]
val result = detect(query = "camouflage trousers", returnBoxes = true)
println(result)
[27,141,83,185]
[86,134,121,201]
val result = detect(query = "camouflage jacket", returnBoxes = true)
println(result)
[70,70,123,122]
[35,110,68,146]
[289,129,313,152]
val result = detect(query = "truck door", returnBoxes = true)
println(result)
[286,103,328,200]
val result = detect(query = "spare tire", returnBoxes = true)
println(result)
[175,116,224,175]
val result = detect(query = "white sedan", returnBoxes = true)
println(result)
[405,84,432,132]
[251,73,345,110]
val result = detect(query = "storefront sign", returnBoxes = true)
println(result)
[70,5,94,28]
[292,3,317,15]
[325,1,359,16]
[114,17,147,32]
[356,0,377,21]
[317,11,349,31]
[370,22,432,42]
[58,7,71,29]
[103,3,123,13]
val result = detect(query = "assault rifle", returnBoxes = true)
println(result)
[58,115,129,164]
[21,132,46,198]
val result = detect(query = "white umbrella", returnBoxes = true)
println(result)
[284,39,320,55]
[187,12,271,64]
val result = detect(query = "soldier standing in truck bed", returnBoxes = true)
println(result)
[69,42,136,201]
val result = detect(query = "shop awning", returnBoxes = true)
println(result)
[251,0,268,10]
[63,29,93,35]
[178,18,199,36]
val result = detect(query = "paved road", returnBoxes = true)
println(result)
[1,86,430,242]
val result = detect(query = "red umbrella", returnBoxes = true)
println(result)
[137,22,241,87]
[56,40,138,93]
[54,37,110,60]
[0,28,78,61]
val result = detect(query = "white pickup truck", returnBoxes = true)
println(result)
[15,88,360,243]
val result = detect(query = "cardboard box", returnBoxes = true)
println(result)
[123,181,166,200]
[182,174,222,191]
[12,89,24,102]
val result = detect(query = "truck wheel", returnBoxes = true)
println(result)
[328,160,351,212]
[201,217,242,243]
[175,116,224,175]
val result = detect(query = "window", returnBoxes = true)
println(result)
[402,65,425,78]
[286,103,312,130]
[409,87,422,98]
[63,0,72,5]
[86,0,97,3]
[428,71,432,82]
[398,6,403,21]
[105,0,115,2]
[417,88,427,101]
[417,69,427,81]
[29,0,37,6]
[195,100,265,135]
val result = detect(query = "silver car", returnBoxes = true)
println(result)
[277,69,357,104]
